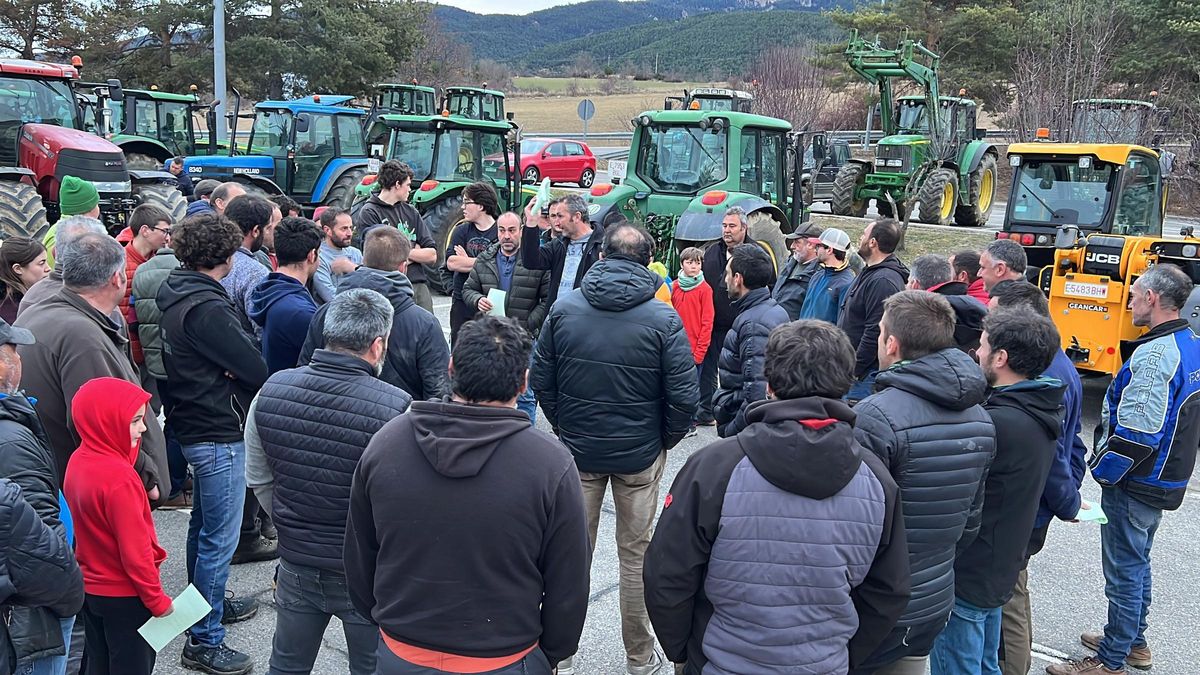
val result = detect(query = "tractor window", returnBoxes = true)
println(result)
[391,129,436,179]
[760,132,782,201]
[739,132,760,194]
[293,113,336,195]
[832,142,851,165]
[336,115,366,156]
[433,129,502,181]
[636,124,727,194]
[1072,107,1145,144]
[108,99,125,133]
[0,76,77,128]
[134,99,157,136]
[159,102,193,155]
[1010,159,1114,228]
[1113,155,1162,236]
[897,100,952,135]
[251,110,292,155]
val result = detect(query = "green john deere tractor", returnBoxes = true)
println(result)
[364,82,439,156]
[663,88,754,113]
[830,32,999,226]
[354,111,531,293]
[78,82,221,168]
[587,108,824,275]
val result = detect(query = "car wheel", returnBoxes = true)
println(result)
[523,166,540,183]
[579,168,595,188]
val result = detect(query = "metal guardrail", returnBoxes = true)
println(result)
[530,129,1019,144]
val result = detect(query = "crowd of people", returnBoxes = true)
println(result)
[0,165,1193,675]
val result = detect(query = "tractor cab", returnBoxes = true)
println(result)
[443,86,506,122]
[676,88,754,113]
[364,83,438,156]
[1000,141,1165,287]
[82,85,212,167]
[0,61,81,168]
[1070,99,1169,146]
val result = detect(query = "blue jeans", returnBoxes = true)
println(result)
[270,560,376,675]
[15,615,75,675]
[1097,486,1162,669]
[846,369,878,403]
[930,597,1002,675]
[517,347,537,424]
[182,440,247,647]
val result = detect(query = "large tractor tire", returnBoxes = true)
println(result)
[747,211,788,275]
[0,181,48,240]
[422,195,465,296]
[916,168,959,226]
[324,168,368,210]
[954,154,998,227]
[134,184,188,223]
[830,163,869,218]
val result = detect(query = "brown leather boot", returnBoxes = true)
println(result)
[1046,656,1126,675]
[1081,631,1153,670]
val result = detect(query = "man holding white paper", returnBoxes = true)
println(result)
[463,211,550,421]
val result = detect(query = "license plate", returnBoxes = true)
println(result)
[1064,281,1108,300]
[367,158,382,173]
[608,159,627,180]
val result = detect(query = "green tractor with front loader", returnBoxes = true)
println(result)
[586,108,826,274]
[830,32,1000,227]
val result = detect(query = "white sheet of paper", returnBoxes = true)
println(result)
[137,585,211,652]
[487,288,507,317]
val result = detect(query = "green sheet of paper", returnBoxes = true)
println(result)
[487,288,507,317]
[1076,500,1108,524]
[137,584,211,652]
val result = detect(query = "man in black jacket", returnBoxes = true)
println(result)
[462,212,550,423]
[531,223,697,675]
[0,479,85,675]
[907,254,987,354]
[713,245,789,438]
[840,218,909,402]
[697,207,750,425]
[851,291,995,675]
[929,308,1063,675]
[345,316,589,675]
[0,319,84,673]
[157,212,267,675]
[350,160,439,312]
[300,227,449,401]
[251,289,411,675]
[772,227,822,320]
[521,193,604,308]
[646,320,909,675]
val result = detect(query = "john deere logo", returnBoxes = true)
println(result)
[587,204,601,215]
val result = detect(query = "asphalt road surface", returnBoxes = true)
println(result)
[150,297,1200,674]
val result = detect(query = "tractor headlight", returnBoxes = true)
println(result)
[886,159,903,167]
[1183,245,1197,258]
[875,158,888,167]
[1079,156,1092,169]
[1010,154,1022,167]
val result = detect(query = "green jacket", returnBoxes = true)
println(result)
[131,247,180,380]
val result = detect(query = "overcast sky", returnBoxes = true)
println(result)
[434,0,578,14]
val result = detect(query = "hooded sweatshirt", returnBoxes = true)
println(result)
[954,377,1065,609]
[248,272,318,374]
[299,267,449,400]
[644,397,909,674]
[63,378,170,615]
[838,254,910,378]
[343,399,590,666]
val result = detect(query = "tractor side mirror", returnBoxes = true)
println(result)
[294,114,310,134]
[106,79,124,104]
[1055,224,1081,249]
[975,128,986,140]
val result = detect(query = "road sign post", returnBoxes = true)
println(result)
[578,98,595,143]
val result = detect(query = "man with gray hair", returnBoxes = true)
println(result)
[907,253,986,353]
[245,287,410,675]
[522,192,605,307]
[979,239,1027,292]
[18,215,106,316]
[15,232,170,496]
[1052,264,1200,675]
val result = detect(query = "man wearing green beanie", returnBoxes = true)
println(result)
[44,176,103,268]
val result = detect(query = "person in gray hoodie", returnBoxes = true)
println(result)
[300,227,448,400]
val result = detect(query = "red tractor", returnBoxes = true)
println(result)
[0,59,184,238]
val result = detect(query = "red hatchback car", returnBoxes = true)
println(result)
[518,138,597,187]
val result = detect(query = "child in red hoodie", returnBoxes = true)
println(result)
[671,246,714,431]
[64,377,172,675]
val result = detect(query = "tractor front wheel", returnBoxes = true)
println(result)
[0,181,48,240]
[747,211,788,275]
[954,154,998,227]
[422,195,465,296]
[133,184,187,224]
[916,169,959,226]
[830,163,869,218]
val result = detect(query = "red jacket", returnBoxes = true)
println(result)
[967,278,989,304]
[64,377,171,616]
[671,279,714,364]
[121,244,151,365]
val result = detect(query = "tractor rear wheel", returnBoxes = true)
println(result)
[422,195,465,296]
[830,163,869,218]
[133,184,187,223]
[916,169,959,226]
[747,211,788,274]
[125,153,162,171]
[954,154,998,227]
[0,181,48,240]
[325,168,368,210]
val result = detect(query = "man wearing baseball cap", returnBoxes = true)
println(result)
[773,225,823,320]
[186,179,222,217]
[43,176,102,269]
[798,227,855,324]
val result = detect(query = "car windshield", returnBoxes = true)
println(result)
[250,110,292,155]
[390,129,437,179]
[1010,159,1115,228]
[636,124,728,194]
[0,76,77,127]
[432,128,503,181]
